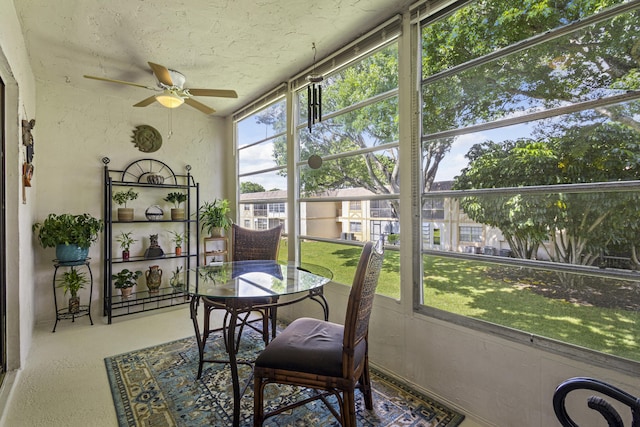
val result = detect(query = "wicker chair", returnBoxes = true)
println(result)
[553,377,640,427]
[253,240,384,426]
[230,223,282,261]
[202,224,283,346]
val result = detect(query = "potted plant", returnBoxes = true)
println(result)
[112,268,141,300]
[168,230,185,256]
[199,199,233,237]
[116,231,137,261]
[164,192,187,220]
[388,233,400,245]
[113,188,139,222]
[33,213,104,263]
[169,265,185,290]
[57,266,88,313]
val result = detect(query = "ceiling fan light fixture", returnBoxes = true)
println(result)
[155,91,184,108]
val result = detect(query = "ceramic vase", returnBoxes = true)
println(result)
[68,296,80,314]
[145,265,162,294]
[56,244,89,264]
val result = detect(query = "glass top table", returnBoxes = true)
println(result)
[187,260,333,299]
[186,260,333,427]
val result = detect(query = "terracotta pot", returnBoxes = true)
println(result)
[120,287,133,300]
[175,247,182,256]
[118,208,134,222]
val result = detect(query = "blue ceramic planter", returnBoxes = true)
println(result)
[56,244,89,264]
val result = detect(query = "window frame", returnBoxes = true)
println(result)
[413,0,640,375]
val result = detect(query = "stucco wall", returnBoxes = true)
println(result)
[0,0,38,373]
[31,80,229,324]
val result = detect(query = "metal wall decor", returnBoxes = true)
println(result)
[22,119,35,163]
[22,118,36,203]
[306,43,323,132]
[131,124,162,153]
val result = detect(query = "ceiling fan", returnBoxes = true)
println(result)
[83,62,238,114]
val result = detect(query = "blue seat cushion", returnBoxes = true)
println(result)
[255,317,366,378]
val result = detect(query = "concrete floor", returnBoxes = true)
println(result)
[0,306,485,426]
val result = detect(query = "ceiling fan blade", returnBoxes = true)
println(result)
[187,88,238,98]
[184,97,216,114]
[133,96,157,107]
[83,75,156,90]
[148,62,173,86]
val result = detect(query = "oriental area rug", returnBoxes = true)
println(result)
[105,328,465,427]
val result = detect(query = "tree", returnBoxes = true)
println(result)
[263,1,637,227]
[240,182,266,194]
[454,121,640,265]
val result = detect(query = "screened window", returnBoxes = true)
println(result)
[235,95,288,234]
[418,0,640,365]
[370,200,393,218]
[459,226,482,243]
[422,223,431,246]
[268,203,285,213]
[433,228,441,246]
[295,36,401,299]
[253,204,267,217]
[422,198,444,220]
[371,220,400,244]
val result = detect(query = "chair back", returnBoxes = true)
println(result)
[342,240,384,371]
[553,377,640,427]
[231,224,283,261]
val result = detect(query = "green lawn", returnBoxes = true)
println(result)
[424,256,640,362]
[281,240,400,298]
[285,240,639,362]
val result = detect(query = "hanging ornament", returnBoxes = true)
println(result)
[306,43,323,132]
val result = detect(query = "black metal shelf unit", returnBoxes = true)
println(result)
[102,157,200,323]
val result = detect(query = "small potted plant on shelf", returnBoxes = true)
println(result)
[57,266,88,314]
[169,265,185,291]
[112,268,142,300]
[164,192,188,220]
[33,213,104,263]
[199,199,233,237]
[116,231,137,261]
[113,188,139,222]
[168,230,185,256]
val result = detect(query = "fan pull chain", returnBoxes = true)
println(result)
[167,109,173,139]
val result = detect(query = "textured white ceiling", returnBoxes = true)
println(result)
[14,0,412,117]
